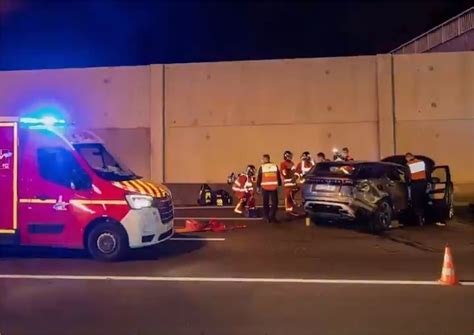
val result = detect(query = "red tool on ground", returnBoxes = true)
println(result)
[175,219,247,234]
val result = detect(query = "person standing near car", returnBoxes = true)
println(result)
[342,147,354,161]
[316,152,329,163]
[257,154,282,223]
[406,152,427,226]
[280,150,299,216]
[295,151,315,181]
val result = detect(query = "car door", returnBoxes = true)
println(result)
[0,121,18,241]
[427,166,454,222]
[22,145,93,247]
[383,166,409,214]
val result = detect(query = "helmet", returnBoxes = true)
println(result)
[301,151,311,160]
[283,150,293,160]
[246,165,256,177]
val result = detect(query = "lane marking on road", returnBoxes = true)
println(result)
[170,237,226,241]
[174,206,286,210]
[174,217,263,221]
[0,274,473,286]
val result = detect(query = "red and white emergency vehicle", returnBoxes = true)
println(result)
[0,116,174,261]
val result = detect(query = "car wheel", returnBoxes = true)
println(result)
[87,222,129,261]
[369,200,392,234]
[448,201,455,221]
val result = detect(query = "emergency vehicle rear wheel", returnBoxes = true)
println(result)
[87,222,128,261]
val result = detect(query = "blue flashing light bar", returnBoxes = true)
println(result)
[20,116,67,127]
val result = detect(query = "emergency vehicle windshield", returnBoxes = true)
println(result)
[74,143,139,181]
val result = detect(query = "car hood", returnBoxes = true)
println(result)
[112,179,171,198]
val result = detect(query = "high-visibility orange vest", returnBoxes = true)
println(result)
[261,163,279,191]
[408,159,427,181]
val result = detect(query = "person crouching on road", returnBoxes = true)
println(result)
[296,151,315,183]
[280,150,299,216]
[406,152,428,226]
[232,165,257,216]
[256,154,282,223]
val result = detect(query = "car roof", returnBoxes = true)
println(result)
[318,160,404,168]
[382,155,435,171]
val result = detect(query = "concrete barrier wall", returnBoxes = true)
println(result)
[0,53,473,191]
[394,52,474,183]
[164,57,380,182]
[0,66,163,179]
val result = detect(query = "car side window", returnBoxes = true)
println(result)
[37,147,91,190]
[358,165,385,179]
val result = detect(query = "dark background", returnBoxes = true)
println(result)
[0,0,472,70]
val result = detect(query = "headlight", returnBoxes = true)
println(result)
[160,184,172,200]
[126,194,153,209]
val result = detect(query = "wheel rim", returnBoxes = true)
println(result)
[379,203,391,228]
[96,232,117,254]
[449,203,454,219]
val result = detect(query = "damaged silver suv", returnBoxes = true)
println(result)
[302,156,453,233]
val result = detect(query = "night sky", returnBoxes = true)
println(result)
[0,0,472,70]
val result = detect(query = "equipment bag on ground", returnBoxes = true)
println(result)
[213,189,233,206]
[197,184,214,206]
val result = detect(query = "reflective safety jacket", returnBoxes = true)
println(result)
[408,159,427,181]
[296,160,315,177]
[232,174,254,194]
[280,160,296,187]
[257,163,282,191]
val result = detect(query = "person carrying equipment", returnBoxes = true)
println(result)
[232,165,257,215]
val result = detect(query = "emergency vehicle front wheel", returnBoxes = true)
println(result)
[87,222,128,261]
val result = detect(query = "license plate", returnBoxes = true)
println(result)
[315,184,337,192]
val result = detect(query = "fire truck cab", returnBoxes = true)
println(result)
[0,116,174,261]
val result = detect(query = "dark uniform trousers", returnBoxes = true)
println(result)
[262,189,278,221]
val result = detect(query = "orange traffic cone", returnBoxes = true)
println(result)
[438,244,458,286]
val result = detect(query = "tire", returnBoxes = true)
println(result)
[309,216,322,225]
[87,222,129,261]
[369,200,392,234]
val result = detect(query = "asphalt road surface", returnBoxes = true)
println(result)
[0,207,473,335]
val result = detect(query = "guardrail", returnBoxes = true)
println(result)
[391,7,473,54]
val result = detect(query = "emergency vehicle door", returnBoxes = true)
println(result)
[428,166,454,222]
[0,122,18,235]
[22,146,92,247]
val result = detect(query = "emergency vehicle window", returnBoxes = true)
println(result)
[37,147,91,189]
[75,143,137,181]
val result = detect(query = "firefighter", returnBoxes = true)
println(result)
[406,152,427,226]
[232,165,257,215]
[296,151,315,182]
[280,150,299,216]
[342,147,354,161]
[256,154,281,223]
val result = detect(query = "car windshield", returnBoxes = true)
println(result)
[311,163,358,177]
[74,143,139,181]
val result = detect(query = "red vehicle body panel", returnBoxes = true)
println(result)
[0,119,174,251]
